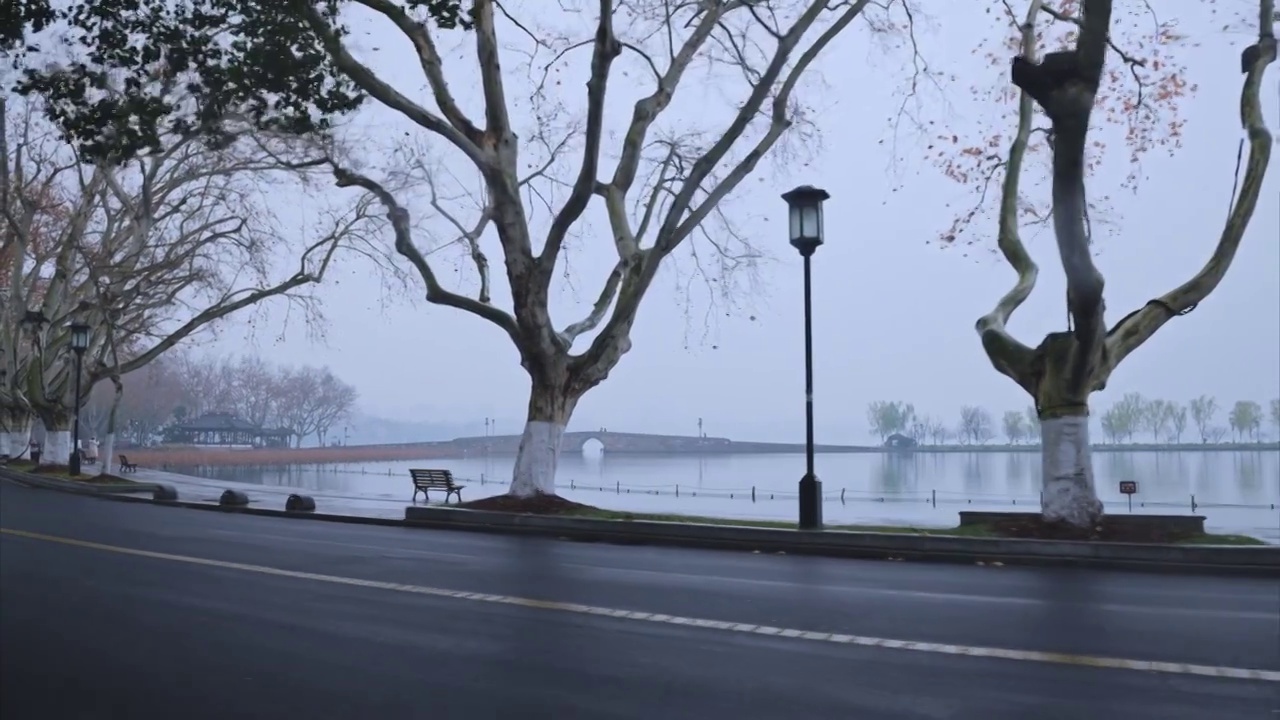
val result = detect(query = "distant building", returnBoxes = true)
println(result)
[163,412,293,448]
[884,433,918,450]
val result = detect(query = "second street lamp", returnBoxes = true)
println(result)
[782,184,829,531]
[68,322,90,476]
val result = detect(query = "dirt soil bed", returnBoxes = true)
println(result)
[459,494,597,515]
[10,463,137,485]
[984,515,1196,543]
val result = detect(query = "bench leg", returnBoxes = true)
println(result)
[449,489,462,503]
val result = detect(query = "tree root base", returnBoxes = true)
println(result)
[985,515,1199,543]
[459,493,597,515]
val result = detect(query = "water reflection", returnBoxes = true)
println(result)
[962,454,985,492]
[874,455,911,493]
[1004,452,1031,493]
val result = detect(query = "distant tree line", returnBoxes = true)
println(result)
[80,354,359,448]
[1098,394,1277,445]
[866,396,1280,447]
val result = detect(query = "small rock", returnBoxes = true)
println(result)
[975,561,986,566]
[991,561,1004,567]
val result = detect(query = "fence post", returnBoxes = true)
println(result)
[676,484,679,498]
[1191,494,1197,512]
[570,479,575,490]
[751,486,756,502]
[616,481,620,494]
[840,488,846,505]
[931,489,936,508]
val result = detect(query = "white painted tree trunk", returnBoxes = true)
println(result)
[508,376,579,498]
[6,431,29,458]
[43,430,71,467]
[509,420,565,497]
[1039,415,1104,528]
[98,433,116,475]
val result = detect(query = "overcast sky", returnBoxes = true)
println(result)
[206,1,1280,442]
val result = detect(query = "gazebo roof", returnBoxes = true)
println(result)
[171,412,262,433]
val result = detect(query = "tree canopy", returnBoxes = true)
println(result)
[9,0,466,160]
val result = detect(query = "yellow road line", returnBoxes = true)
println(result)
[2,526,1277,683]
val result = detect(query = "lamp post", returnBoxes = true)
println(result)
[68,322,90,476]
[782,184,829,531]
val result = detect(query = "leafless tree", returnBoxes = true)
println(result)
[1,92,379,464]
[964,0,1274,526]
[295,0,900,496]
[958,405,995,445]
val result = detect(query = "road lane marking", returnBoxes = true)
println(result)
[196,528,1280,620]
[3,526,1277,683]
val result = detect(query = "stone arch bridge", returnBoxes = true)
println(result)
[448,431,735,456]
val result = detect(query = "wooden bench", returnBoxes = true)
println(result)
[410,469,464,503]
[118,454,138,472]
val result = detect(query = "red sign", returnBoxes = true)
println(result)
[1119,481,1138,495]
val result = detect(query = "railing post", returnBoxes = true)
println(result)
[751,486,756,502]
[931,489,936,508]
[840,488,846,505]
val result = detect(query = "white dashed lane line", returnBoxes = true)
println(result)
[2,526,1277,683]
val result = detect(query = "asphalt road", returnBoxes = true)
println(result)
[1,480,1277,720]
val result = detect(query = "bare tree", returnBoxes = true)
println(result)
[15,0,914,496]
[1168,403,1188,443]
[2,94,377,466]
[311,368,358,446]
[943,0,1275,527]
[958,405,995,445]
[1189,395,1219,443]
[1002,410,1027,444]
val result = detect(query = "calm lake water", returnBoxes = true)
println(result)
[179,449,1280,542]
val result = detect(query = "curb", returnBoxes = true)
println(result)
[401,506,1280,577]
[4,467,1276,577]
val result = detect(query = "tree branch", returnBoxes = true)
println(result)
[537,0,622,280]
[1105,0,1276,368]
[296,0,492,169]
[977,0,1044,393]
[351,0,485,144]
[330,165,520,342]
[1010,0,1113,390]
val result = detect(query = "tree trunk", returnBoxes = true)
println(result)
[98,375,124,476]
[509,374,581,498]
[0,407,31,459]
[1030,332,1104,528]
[36,408,73,467]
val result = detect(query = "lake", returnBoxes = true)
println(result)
[177,448,1280,542]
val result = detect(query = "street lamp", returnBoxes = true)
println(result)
[782,184,829,531]
[68,322,90,476]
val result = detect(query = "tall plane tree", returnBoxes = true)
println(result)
[941,0,1275,527]
[18,0,893,496]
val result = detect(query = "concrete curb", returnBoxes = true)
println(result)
[4,466,1276,576]
[402,506,1280,577]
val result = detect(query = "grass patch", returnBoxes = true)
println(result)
[1176,534,1267,546]
[562,508,995,537]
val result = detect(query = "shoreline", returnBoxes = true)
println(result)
[119,440,1280,468]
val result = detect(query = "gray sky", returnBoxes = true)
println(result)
[208,2,1280,442]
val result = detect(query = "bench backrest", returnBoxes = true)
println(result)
[410,468,455,486]
[119,454,129,462]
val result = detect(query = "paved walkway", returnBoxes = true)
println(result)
[128,468,413,520]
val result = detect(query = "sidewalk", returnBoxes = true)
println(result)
[128,468,413,520]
